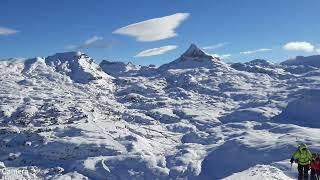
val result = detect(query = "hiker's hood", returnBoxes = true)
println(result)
[299,143,308,151]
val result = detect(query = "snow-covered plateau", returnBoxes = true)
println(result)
[1,44,320,180]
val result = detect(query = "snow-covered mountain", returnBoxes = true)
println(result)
[45,51,113,83]
[159,44,225,70]
[1,46,320,179]
[231,59,286,76]
[100,60,141,77]
[281,55,320,67]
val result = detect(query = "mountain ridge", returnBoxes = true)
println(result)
[2,44,320,74]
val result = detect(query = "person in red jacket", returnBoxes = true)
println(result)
[310,155,320,180]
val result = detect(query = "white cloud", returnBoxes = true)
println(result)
[84,36,103,45]
[240,48,272,55]
[220,54,232,59]
[135,45,177,57]
[316,48,320,54]
[283,41,314,53]
[210,53,231,59]
[202,42,229,50]
[113,13,190,42]
[66,36,111,50]
[0,27,18,35]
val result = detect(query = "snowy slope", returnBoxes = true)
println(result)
[1,46,320,179]
[273,89,320,127]
[223,160,297,180]
[99,60,141,77]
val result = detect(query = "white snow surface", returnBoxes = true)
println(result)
[1,45,320,179]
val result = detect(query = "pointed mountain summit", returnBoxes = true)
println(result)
[159,44,225,70]
[181,44,213,59]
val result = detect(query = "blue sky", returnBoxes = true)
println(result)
[1,0,320,65]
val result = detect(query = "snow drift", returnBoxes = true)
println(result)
[273,89,320,127]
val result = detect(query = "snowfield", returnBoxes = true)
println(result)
[1,44,320,179]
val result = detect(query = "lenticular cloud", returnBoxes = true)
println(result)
[135,45,177,57]
[113,13,190,42]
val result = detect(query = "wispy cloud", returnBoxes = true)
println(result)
[135,45,177,57]
[202,42,229,50]
[113,13,190,42]
[283,41,314,53]
[240,48,272,55]
[84,36,103,45]
[210,53,231,59]
[66,36,111,50]
[0,26,18,35]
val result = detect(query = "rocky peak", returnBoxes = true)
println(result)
[45,51,93,64]
[44,52,111,83]
[181,44,213,59]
